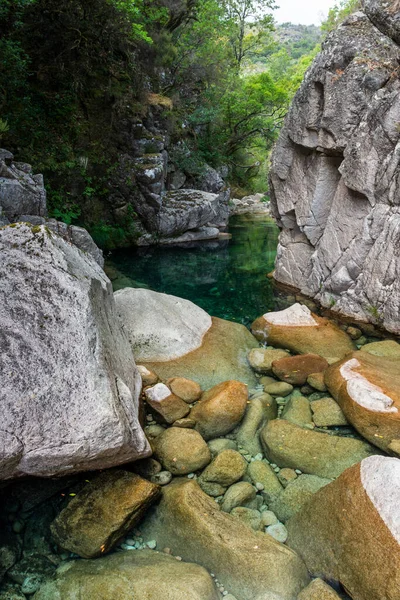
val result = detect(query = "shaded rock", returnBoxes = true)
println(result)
[166,377,202,402]
[252,305,354,363]
[140,479,310,600]
[230,507,262,531]
[116,288,259,389]
[247,460,283,504]
[236,396,277,456]
[199,450,247,488]
[270,474,331,522]
[261,510,279,527]
[0,582,27,600]
[0,532,21,582]
[221,482,256,513]
[306,372,327,392]
[50,470,160,558]
[144,383,190,424]
[0,223,149,479]
[272,354,328,386]
[0,151,46,220]
[261,419,376,479]
[282,396,314,428]
[325,351,400,451]
[310,397,348,427]
[131,457,162,479]
[297,578,342,600]
[190,381,248,440]
[8,554,55,595]
[154,428,211,475]
[364,0,400,45]
[150,471,172,486]
[45,221,104,268]
[207,438,238,456]
[137,365,159,386]
[286,455,400,600]
[33,549,220,600]
[247,348,290,374]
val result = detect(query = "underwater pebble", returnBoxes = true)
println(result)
[146,540,157,549]
[266,523,288,543]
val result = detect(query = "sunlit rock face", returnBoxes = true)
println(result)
[269,2,400,334]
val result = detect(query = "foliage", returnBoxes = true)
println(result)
[321,0,362,33]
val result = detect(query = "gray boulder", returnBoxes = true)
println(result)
[0,223,150,480]
[270,5,400,334]
[0,150,46,220]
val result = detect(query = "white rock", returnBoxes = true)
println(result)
[263,304,317,327]
[340,359,398,413]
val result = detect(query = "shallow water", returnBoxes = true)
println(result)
[108,214,280,326]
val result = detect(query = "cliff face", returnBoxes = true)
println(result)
[270,0,400,334]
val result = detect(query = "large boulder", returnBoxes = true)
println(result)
[261,419,376,479]
[140,479,310,600]
[269,5,400,334]
[286,455,400,600]
[251,304,354,363]
[0,150,46,220]
[325,351,400,451]
[115,288,259,389]
[33,550,220,600]
[0,223,150,479]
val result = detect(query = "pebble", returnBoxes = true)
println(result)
[261,510,279,527]
[295,469,302,475]
[150,471,172,485]
[255,482,264,491]
[187,473,195,479]
[146,540,157,549]
[266,523,288,543]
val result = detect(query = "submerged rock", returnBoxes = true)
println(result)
[252,304,354,363]
[272,354,329,386]
[297,578,342,600]
[33,549,220,600]
[115,288,259,389]
[153,428,211,475]
[0,223,149,479]
[50,470,160,558]
[325,351,400,451]
[140,479,310,600]
[286,455,400,600]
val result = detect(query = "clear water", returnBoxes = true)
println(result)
[107,214,280,326]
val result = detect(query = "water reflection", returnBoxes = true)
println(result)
[108,214,280,326]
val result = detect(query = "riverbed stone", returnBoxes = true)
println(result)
[247,348,290,374]
[286,455,400,600]
[33,549,220,600]
[261,419,376,479]
[140,479,310,600]
[306,372,327,391]
[172,417,196,428]
[252,304,354,363]
[236,396,277,456]
[137,365,159,386]
[230,507,262,531]
[221,482,256,513]
[325,351,400,451]
[278,468,298,487]
[270,474,331,522]
[154,427,211,475]
[207,438,237,456]
[190,381,248,440]
[0,223,149,480]
[310,397,348,427]
[166,377,202,402]
[50,470,160,558]
[199,450,247,488]
[266,523,288,544]
[272,354,328,386]
[297,578,342,600]
[264,381,293,397]
[282,396,313,428]
[360,339,400,358]
[8,554,55,595]
[144,383,190,423]
[247,460,283,503]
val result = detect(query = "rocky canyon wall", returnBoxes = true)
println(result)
[270,0,400,334]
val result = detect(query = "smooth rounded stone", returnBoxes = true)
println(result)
[310,398,348,427]
[167,377,202,403]
[297,578,342,599]
[259,376,277,386]
[269,475,331,522]
[286,456,400,600]
[144,383,190,424]
[272,354,328,386]
[360,340,400,358]
[261,419,376,479]
[266,523,288,543]
[247,460,283,504]
[247,348,290,374]
[142,316,259,390]
[236,396,277,457]
[50,470,160,558]
[154,428,211,475]
[325,351,400,451]
[282,396,313,429]
[199,450,247,487]
[137,365,159,386]
[131,457,162,478]
[346,326,362,341]
[306,372,327,392]
[264,382,293,397]
[144,424,166,440]
[277,468,297,488]
[33,549,220,600]
[150,471,172,486]
[198,480,226,497]
[8,554,54,592]
[0,224,150,480]
[300,384,314,395]
[230,507,262,531]
[172,418,196,429]
[140,479,310,600]
[251,304,354,364]
[221,482,256,513]
[190,381,248,441]
[261,511,279,527]
[207,439,237,457]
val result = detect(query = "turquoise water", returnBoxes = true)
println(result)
[107,214,280,326]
